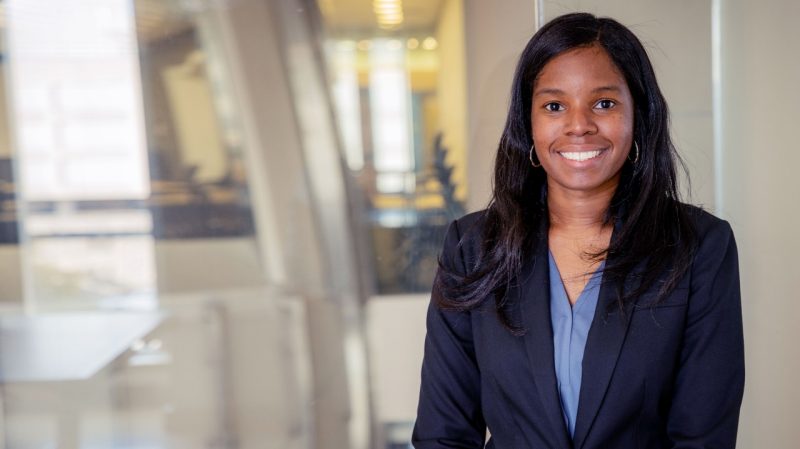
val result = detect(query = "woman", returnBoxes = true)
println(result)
[412,13,744,449]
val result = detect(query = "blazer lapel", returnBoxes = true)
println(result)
[517,232,572,449]
[572,257,637,449]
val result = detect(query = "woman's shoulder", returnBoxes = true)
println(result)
[439,210,489,273]
[450,209,488,237]
[676,204,737,283]
[451,204,734,241]
[677,202,735,243]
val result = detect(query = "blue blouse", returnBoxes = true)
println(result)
[548,251,604,437]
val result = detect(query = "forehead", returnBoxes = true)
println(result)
[533,44,627,92]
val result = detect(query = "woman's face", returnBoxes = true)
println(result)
[530,44,634,197]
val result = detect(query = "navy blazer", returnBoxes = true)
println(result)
[413,207,744,449]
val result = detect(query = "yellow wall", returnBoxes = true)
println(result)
[162,52,228,182]
[435,0,468,202]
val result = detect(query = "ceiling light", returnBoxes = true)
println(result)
[387,40,403,50]
[378,17,404,25]
[422,37,438,50]
[357,40,372,51]
[373,0,404,29]
[337,40,357,51]
[374,4,401,11]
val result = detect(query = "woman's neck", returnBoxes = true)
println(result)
[547,182,616,233]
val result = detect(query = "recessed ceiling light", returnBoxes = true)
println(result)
[337,40,357,51]
[387,40,403,50]
[373,0,403,28]
[357,40,372,51]
[422,37,438,50]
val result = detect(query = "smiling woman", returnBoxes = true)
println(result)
[531,45,633,198]
[531,44,635,303]
[413,12,744,449]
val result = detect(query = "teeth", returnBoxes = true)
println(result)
[560,150,602,161]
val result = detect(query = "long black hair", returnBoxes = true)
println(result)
[434,12,697,333]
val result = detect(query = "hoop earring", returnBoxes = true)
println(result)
[529,145,541,168]
[629,141,640,164]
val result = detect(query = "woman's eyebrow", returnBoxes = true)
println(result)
[533,85,623,97]
[533,87,564,97]
[592,85,623,94]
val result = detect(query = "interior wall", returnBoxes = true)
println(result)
[0,247,22,304]
[0,69,12,157]
[141,29,227,183]
[365,295,428,423]
[718,0,800,447]
[463,0,537,212]
[435,0,468,201]
[161,55,228,182]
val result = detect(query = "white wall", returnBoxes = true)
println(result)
[366,295,429,423]
[0,246,22,304]
[718,0,800,447]
[464,0,537,212]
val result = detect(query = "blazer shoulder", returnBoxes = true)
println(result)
[679,203,738,295]
[440,210,488,275]
[679,203,735,244]
[453,209,488,234]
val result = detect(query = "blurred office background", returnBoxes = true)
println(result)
[0,0,796,448]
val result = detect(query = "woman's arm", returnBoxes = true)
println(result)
[667,220,745,448]
[412,219,487,449]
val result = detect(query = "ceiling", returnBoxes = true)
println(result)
[0,0,445,46]
[134,0,194,44]
[317,0,445,36]
[134,0,446,44]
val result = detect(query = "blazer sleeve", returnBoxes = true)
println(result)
[412,219,487,449]
[667,220,745,448]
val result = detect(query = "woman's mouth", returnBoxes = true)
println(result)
[558,149,605,162]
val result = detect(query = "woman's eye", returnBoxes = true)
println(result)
[595,99,616,109]
[544,103,564,112]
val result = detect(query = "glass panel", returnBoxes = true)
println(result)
[0,1,349,448]
[7,0,156,310]
[314,1,469,447]
[317,0,468,296]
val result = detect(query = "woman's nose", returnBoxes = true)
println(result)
[565,107,598,136]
